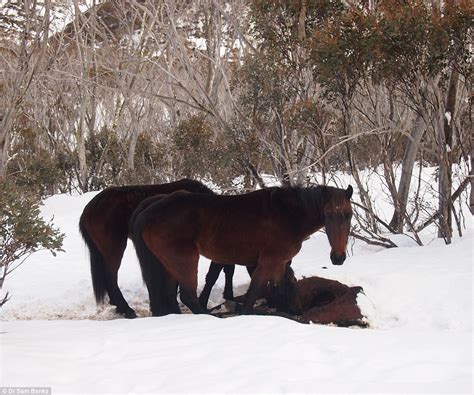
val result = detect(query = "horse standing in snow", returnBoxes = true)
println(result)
[79,179,230,318]
[131,185,353,314]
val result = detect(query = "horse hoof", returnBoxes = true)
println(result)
[124,310,137,319]
[234,303,246,314]
[115,307,137,319]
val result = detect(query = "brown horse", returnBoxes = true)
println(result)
[132,185,353,314]
[129,194,247,316]
[79,179,215,318]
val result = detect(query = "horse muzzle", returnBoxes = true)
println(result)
[330,251,346,266]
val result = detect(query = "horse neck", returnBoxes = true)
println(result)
[296,187,326,237]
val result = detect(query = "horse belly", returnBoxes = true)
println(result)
[198,238,259,266]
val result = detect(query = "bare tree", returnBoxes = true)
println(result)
[0,0,53,178]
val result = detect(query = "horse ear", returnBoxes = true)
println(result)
[346,185,353,200]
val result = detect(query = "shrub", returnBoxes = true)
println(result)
[0,180,64,306]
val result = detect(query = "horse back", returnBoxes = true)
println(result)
[139,189,303,265]
[81,179,212,227]
[79,179,213,253]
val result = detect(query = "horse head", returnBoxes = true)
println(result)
[322,185,353,265]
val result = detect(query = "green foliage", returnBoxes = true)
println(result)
[235,1,345,179]
[84,126,125,190]
[251,0,344,51]
[8,125,70,196]
[4,0,472,194]
[82,126,170,188]
[214,122,269,188]
[246,0,345,101]
[171,115,217,178]
[311,0,473,97]
[123,132,169,185]
[166,115,253,187]
[311,5,378,100]
[237,54,297,119]
[0,179,64,303]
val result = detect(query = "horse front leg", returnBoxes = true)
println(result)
[199,261,225,310]
[241,262,286,314]
[223,264,236,300]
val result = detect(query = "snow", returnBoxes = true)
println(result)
[445,111,452,126]
[1,318,471,393]
[0,178,473,393]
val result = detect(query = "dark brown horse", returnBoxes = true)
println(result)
[129,194,246,316]
[79,179,215,318]
[132,185,353,314]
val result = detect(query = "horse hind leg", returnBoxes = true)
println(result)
[134,234,172,317]
[105,267,137,319]
[181,283,207,315]
[96,240,137,318]
[162,272,180,315]
[158,246,206,315]
[81,220,135,318]
[149,270,179,316]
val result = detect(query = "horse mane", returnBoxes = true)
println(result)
[271,185,327,215]
[296,185,327,213]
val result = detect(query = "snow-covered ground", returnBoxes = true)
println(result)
[1,177,472,393]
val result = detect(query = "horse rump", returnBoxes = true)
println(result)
[130,210,179,316]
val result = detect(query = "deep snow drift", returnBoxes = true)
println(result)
[0,179,472,393]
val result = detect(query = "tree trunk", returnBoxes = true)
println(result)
[342,99,378,232]
[346,144,378,233]
[435,100,451,243]
[389,113,426,231]
[128,127,140,172]
[71,0,90,191]
[470,143,474,214]
[298,0,307,41]
[0,108,15,178]
[76,98,88,191]
[296,138,315,185]
[435,69,459,243]
[443,69,459,226]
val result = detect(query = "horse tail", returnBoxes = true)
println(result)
[79,208,108,305]
[131,214,167,315]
